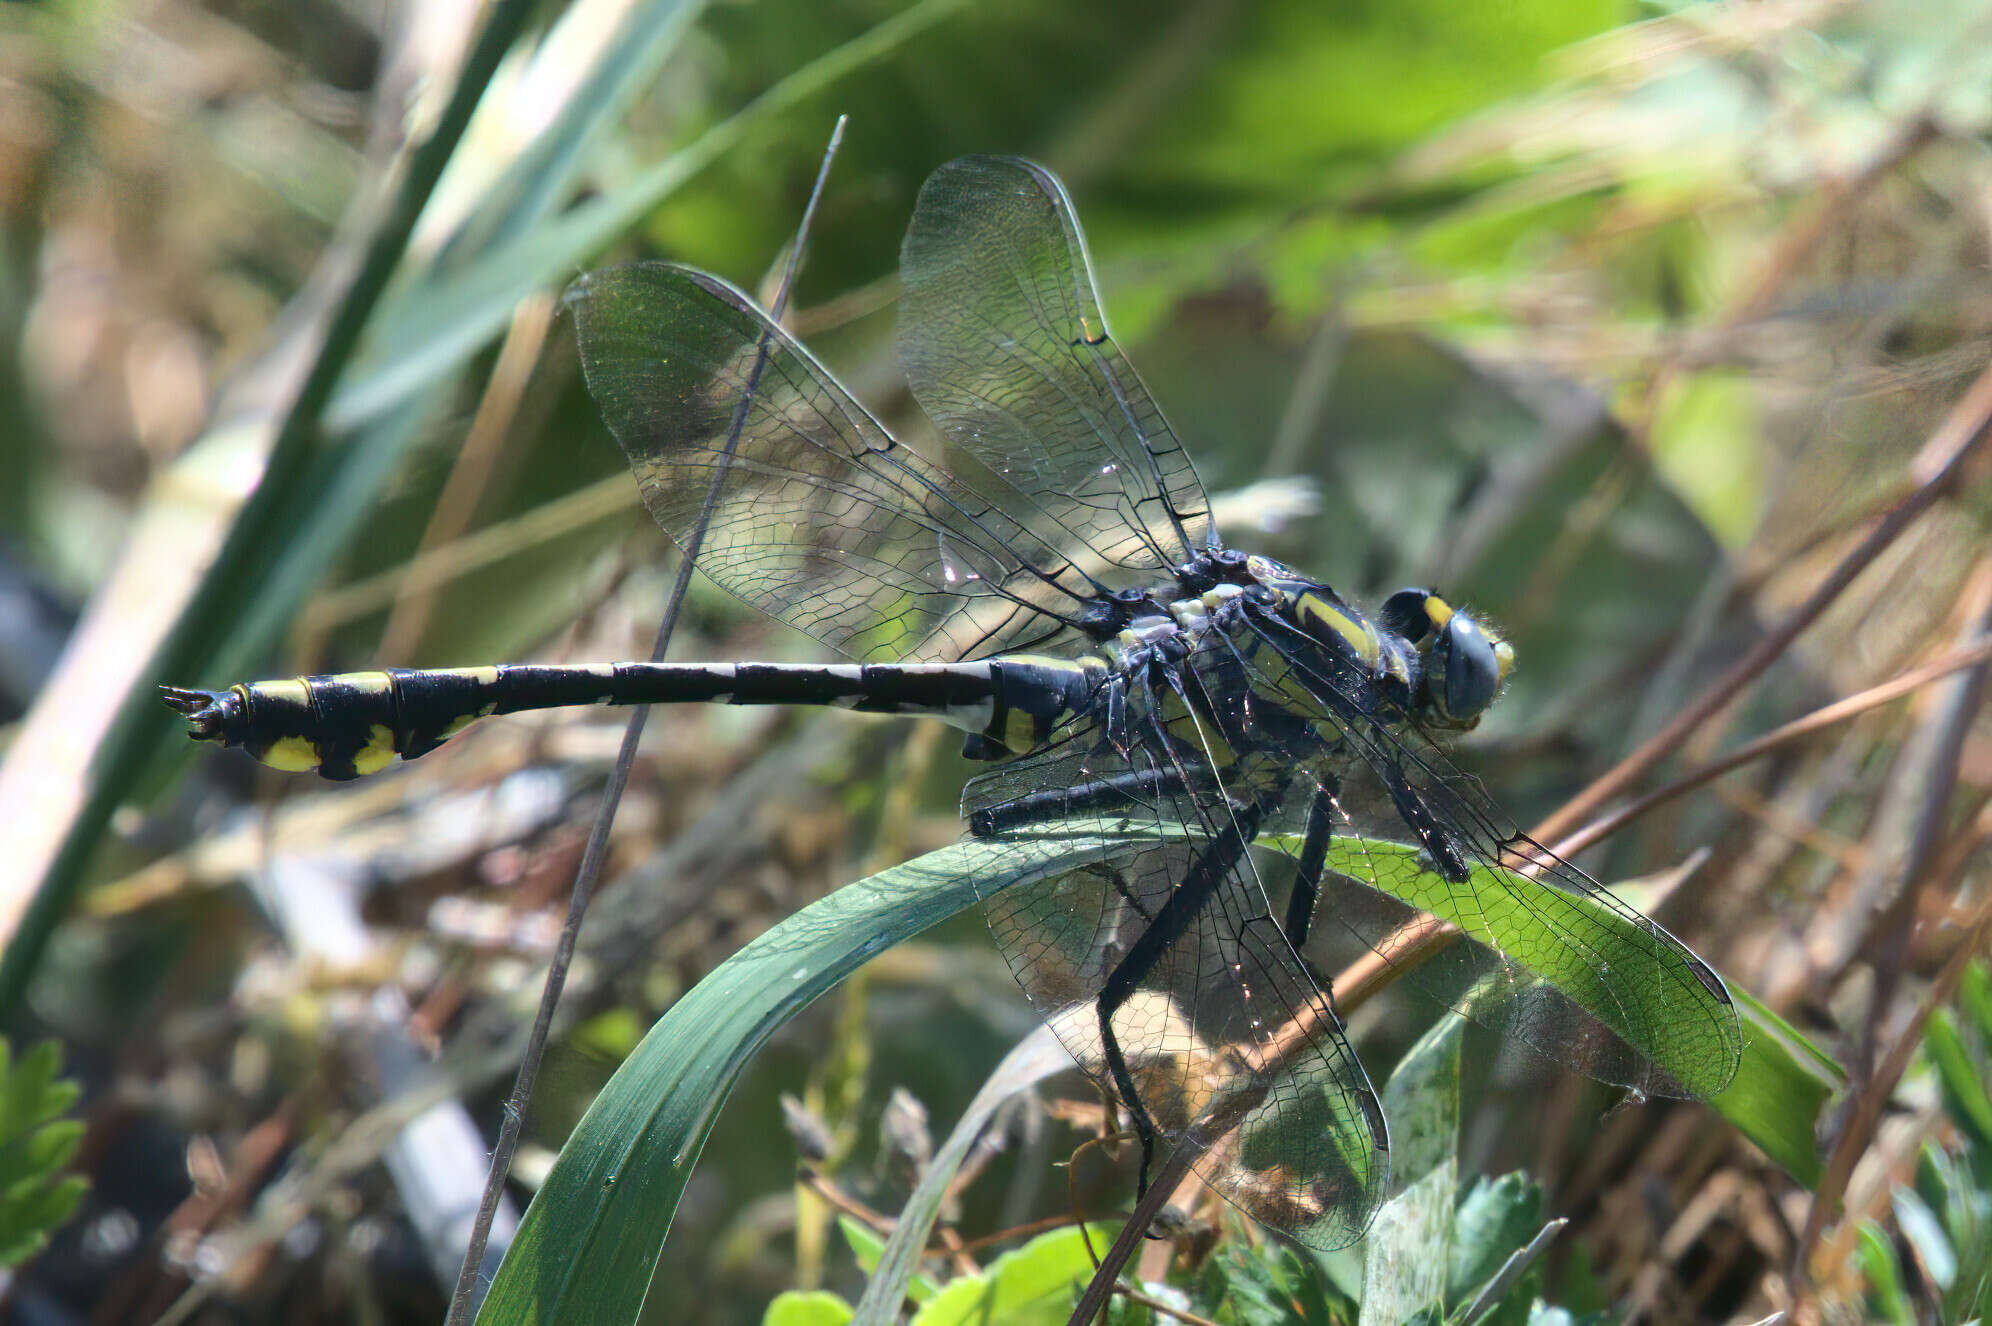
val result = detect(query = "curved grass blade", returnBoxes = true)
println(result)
[1305,835,1826,1183]
[330,0,972,434]
[1309,837,1743,1098]
[474,828,1127,1326]
[1711,987,1840,1187]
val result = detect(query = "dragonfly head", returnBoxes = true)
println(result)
[1378,588,1513,729]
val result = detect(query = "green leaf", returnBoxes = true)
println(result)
[1310,839,1743,1099]
[1381,1007,1464,1185]
[763,1291,854,1326]
[1446,1175,1543,1304]
[1892,1187,1957,1291]
[1196,1240,1356,1325]
[1857,1221,1917,1326]
[1927,1009,1992,1148]
[1710,988,1841,1187]
[1457,1218,1566,1326]
[0,1041,69,1136]
[0,1040,88,1268]
[908,1223,1123,1326]
[842,1215,940,1307]
[1361,1013,1466,1326]
[840,1217,887,1276]
[476,830,1130,1325]
[1361,1163,1454,1326]
[1959,961,1992,1040]
[0,1175,86,1268]
[17,1120,83,1177]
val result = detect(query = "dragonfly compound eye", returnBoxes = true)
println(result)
[1427,609,1507,723]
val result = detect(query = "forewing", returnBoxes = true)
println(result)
[900,156,1213,576]
[567,263,1105,662]
[1228,609,1744,1100]
[964,699,1388,1251]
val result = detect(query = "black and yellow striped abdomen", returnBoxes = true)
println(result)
[162,657,1102,781]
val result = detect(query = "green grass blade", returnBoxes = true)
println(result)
[329,0,971,434]
[460,0,711,255]
[475,829,1125,1326]
[1314,839,1743,1098]
[0,0,541,1019]
[1710,987,1840,1187]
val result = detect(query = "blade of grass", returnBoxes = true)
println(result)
[0,0,541,1019]
[450,0,711,257]
[473,830,1131,1326]
[327,0,972,435]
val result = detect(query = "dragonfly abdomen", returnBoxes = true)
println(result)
[161,657,1101,781]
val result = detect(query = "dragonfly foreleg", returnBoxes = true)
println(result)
[1095,802,1263,1201]
[1282,785,1340,948]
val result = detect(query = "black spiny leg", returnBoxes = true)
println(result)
[1282,785,1340,948]
[969,765,1186,836]
[1095,804,1263,1198]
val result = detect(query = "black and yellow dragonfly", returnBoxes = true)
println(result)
[163,155,1742,1251]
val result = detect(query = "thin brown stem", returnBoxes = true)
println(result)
[1555,634,1992,861]
[1534,355,1992,847]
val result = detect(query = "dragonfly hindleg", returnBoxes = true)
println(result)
[1095,802,1263,1198]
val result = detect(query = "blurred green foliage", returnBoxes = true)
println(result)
[1860,962,1992,1325]
[0,1040,88,1269]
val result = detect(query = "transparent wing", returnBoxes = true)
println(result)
[566,263,1110,663]
[964,679,1388,1251]
[1223,607,1744,1101]
[900,156,1214,576]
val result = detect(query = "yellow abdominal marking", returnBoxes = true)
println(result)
[263,678,313,708]
[262,736,322,772]
[441,705,495,738]
[1160,694,1237,769]
[352,724,400,775]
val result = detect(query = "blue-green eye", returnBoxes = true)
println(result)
[1379,587,1511,724]
[1429,610,1499,722]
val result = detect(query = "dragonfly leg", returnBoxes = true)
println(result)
[968,765,1184,836]
[1095,803,1262,1199]
[1281,785,1339,948]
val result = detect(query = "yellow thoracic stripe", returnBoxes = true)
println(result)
[1292,592,1379,669]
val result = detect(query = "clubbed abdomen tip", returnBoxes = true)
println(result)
[158,685,238,745]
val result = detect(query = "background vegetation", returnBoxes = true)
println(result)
[0,0,1988,1321]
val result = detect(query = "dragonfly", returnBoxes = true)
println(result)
[163,155,1742,1251]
